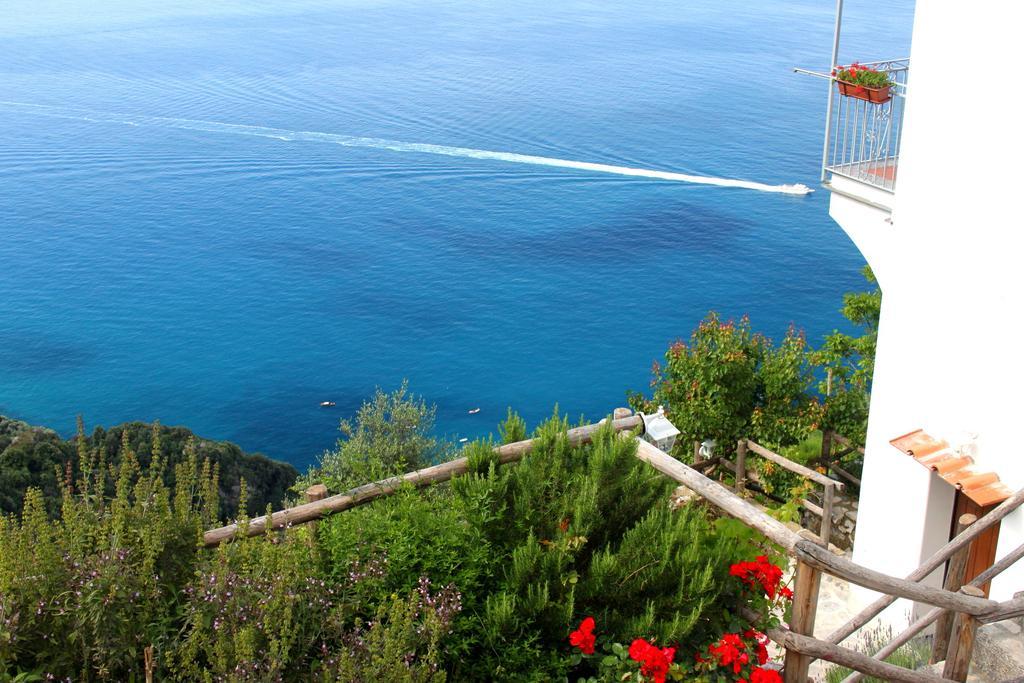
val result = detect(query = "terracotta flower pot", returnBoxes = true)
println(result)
[837,80,891,104]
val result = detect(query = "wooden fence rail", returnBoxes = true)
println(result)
[633,438,1024,683]
[840,540,1024,683]
[745,439,844,491]
[823,485,1024,645]
[738,439,843,547]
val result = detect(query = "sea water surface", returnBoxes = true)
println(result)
[0,0,913,468]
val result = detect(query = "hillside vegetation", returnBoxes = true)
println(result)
[0,408,785,682]
[0,416,297,517]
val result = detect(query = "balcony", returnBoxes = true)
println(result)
[798,59,909,211]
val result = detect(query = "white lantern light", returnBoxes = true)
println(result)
[640,406,680,452]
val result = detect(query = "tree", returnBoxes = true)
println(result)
[629,314,820,458]
[303,381,445,492]
[812,266,881,442]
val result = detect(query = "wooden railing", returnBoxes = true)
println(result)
[635,437,1024,683]
[819,430,864,488]
[202,412,1024,682]
[737,438,844,547]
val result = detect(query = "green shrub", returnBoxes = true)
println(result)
[632,270,879,463]
[319,485,495,643]
[318,411,769,680]
[300,382,447,493]
[747,431,823,499]
[170,521,337,681]
[0,425,216,680]
[314,578,460,682]
[630,314,820,459]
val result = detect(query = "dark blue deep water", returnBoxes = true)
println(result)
[0,0,913,469]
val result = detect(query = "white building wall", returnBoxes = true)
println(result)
[833,0,1024,605]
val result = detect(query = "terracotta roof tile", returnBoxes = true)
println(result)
[889,429,1011,507]
[935,456,973,475]
[956,472,1000,490]
[968,482,1014,507]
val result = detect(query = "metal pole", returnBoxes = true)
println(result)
[820,0,844,183]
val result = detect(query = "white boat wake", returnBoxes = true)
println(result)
[0,101,813,195]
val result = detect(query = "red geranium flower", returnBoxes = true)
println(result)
[729,556,788,600]
[569,616,596,655]
[751,666,783,683]
[708,632,749,674]
[629,638,676,683]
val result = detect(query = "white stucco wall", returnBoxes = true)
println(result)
[835,0,1024,605]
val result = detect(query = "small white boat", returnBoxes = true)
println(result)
[459,437,469,443]
[320,401,336,408]
[467,408,481,415]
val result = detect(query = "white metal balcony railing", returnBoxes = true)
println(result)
[797,59,909,196]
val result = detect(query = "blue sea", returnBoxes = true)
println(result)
[0,0,913,469]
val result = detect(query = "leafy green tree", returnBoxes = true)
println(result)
[812,267,881,442]
[630,314,820,458]
[0,417,66,515]
[753,325,820,448]
[302,381,446,492]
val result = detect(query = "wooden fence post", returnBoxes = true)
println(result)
[943,585,984,682]
[784,556,823,682]
[819,429,833,469]
[303,484,328,536]
[930,513,978,664]
[693,440,702,465]
[735,439,747,493]
[820,483,835,548]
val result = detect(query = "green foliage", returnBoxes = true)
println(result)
[320,410,767,680]
[0,400,807,681]
[0,417,68,516]
[300,382,446,493]
[316,580,459,682]
[320,485,493,634]
[632,269,880,461]
[0,417,457,682]
[0,415,297,518]
[83,421,297,518]
[170,523,336,681]
[833,64,894,89]
[0,424,216,680]
[748,432,822,499]
[752,327,820,448]
[823,625,929,683]
[813,267,881,443]
[630,314,820,458]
